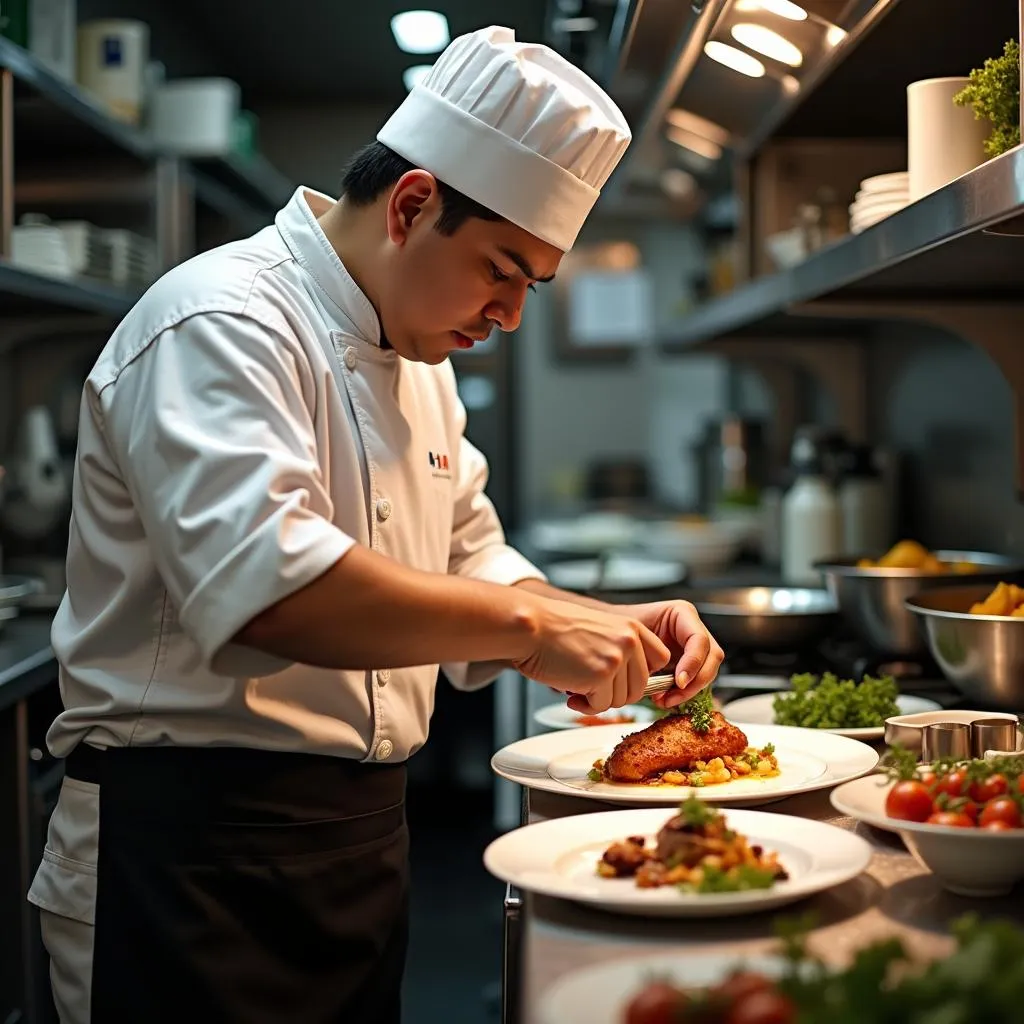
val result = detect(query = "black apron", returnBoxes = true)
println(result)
[65,743,409,1024]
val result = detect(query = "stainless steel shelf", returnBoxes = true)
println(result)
[660,146,1024,350]
[0,261,139,315]
[190,152,294,215]
[0,37,152,162]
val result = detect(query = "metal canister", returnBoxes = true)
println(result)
[970,718,1022,758]
[921,722,971,762]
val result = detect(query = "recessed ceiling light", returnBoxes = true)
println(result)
[402,64,433,92]
[731,23,803,66]
[665,109,730,147]
[666,125,723,161]
[704,40,767,78]
[391,10,450,54]
[733,0,808,20]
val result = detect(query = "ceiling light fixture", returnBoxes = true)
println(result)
[733,0,808,20]
[665,108,730,147]
[731,23,803,66]
[666,125,723,161]
[402,64,433,92]
[704,40,767,78]
[391,10,450,54]
[826,24,848,47]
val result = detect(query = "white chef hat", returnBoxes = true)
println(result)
[377,25,631,252]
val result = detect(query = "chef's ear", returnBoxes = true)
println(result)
[386,170,439,245]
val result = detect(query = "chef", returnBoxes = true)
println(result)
[28,24,723,1024]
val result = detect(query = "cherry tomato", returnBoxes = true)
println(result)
[970,773,1008,804]
[919,770,937,791]
[934,770,969,799]
[978,796,1022,829]
[954,798,980,823]
[625,982,687,1024]
[724,989,797,1024]
[983,819,1015,832]
[885,780,934,822]
[926,811,976,828]
[712,972,774,1005]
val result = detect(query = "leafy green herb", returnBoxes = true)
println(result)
[954,39,1021,158]
[763,912,1024,1021]
[676,794,719,829]
[760,743,776,757]
[680,863,777,894]
[680,686,715,732]
[587,767,603,783]
[772,673,900,729]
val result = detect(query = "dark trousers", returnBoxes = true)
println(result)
[65,743,409,1024]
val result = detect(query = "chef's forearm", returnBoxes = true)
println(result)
[233,543,543,669]
[513,577,612,612]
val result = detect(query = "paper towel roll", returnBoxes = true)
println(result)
[907,77,990,201]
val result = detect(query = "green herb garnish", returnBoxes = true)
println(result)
[677,794,720,829]
[679,863,777,894]
[772,672,900,729]
[587,767,603,783]
[680,686,715,732]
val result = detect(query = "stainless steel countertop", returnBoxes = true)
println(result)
[521,784,1024,1023]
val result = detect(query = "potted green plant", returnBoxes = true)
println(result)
[953,39,1021,158]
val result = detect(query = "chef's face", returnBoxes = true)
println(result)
[379,171,563,364]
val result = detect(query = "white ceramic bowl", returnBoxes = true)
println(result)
[639,519,743,574]
[831,774,1024,897]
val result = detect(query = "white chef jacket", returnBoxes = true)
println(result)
[46,186,545,765]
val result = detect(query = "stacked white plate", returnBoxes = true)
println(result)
[849,171,909,234]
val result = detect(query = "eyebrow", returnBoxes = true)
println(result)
[498,246,556,283]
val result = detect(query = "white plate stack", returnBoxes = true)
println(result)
[849,171,909,234]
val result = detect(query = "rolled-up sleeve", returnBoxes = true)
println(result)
[99,311,354,673]
[442,384,545,690]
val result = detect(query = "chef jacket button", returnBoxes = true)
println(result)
[375,739,394,761]
[378,668,391,684]
[376,498,392,521]
[344,347,358,371]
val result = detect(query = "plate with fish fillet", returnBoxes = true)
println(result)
[491,692,879,807]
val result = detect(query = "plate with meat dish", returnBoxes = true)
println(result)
[483,798,871,917]
[491,690,879,806]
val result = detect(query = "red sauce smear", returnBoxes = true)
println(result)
[576,714,635,726]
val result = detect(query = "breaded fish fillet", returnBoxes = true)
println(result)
[603,711,748,783]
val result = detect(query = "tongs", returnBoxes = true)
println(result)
[643,672,677,697]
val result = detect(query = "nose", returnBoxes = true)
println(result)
[484,280,529,333]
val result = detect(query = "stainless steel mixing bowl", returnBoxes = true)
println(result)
[689,586,838,651]
[906,583,1024,711]
[817,551,1024,657]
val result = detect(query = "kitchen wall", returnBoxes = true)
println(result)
[864,323,1024,554]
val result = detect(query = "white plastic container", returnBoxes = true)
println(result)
[76,19,149,125]
[782,471,842,586]
[907,77,990,201]
[838,446,890,557]
[149,78,242,156]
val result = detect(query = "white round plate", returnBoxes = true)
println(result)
[491,722,879,807]
[545,555,686,593]
[860,170,909,194]
[484,807,872,918]
[722,693,942,739]
[527,514,638,555]
[533,702,658,731]
[537,952,791,1024]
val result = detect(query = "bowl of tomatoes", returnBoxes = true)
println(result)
[830,751,1024,897]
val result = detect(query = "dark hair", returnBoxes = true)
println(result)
[340,141,503,235]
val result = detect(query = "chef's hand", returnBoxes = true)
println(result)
[513,600,670,715]
[621,600,724,708]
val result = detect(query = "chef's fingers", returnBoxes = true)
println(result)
[637,622,671,673]
[619,636,646,708]
[660,637,725,707]
[567,693,598,714]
